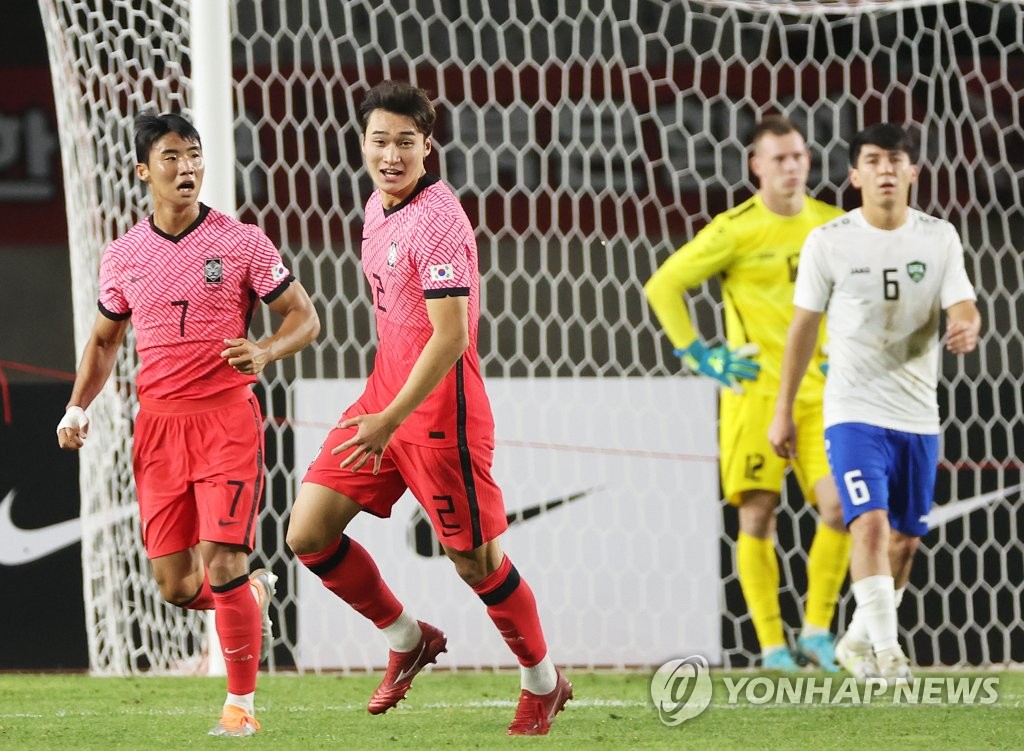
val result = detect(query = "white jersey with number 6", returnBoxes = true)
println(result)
[794,208,976,434]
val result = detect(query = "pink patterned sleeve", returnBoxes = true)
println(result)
[246,226,294,301]
[411,210,472,293]
[97,245,130,318]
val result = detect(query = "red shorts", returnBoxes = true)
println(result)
[303,421,508,552]
[133,386,265,558]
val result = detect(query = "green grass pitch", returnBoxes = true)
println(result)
[1,670,1022,749]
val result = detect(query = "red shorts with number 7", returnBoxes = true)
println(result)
[303,421,508,552]
[133,386,265,558]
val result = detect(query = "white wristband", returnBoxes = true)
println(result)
[57,405,89,439]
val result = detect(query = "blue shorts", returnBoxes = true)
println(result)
[824,422,939,537]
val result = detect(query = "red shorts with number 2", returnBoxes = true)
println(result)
[303,421,508,552]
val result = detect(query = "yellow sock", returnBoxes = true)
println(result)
[804,523,852,631]
[737,532,784,650]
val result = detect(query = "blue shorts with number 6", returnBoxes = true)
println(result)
[824,422,939,537]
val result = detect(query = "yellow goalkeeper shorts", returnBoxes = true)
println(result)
[719,389,830,507]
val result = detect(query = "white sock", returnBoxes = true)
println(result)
[521,654,557,695]
[844,607,871,647]
[851,575,898,652]
[801,624,830,638]
[894,586,905,608]
[225,692,254,715]
[381,610,421,652]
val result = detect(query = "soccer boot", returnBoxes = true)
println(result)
[762,647,800,672]
[875,645,913,686]
[796,632,840,672]
[835,633,879,681]
[249,568,278,664]
[367,620,448,714]
[507,669,573,735]
[208,704,260,737]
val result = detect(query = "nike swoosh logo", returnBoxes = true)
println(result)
[407,488,598,558]
[504,488,597,526]
[129,275,148,283]
[394,641,428,683]
[218,519,240,526]
[0,489,82,566]
[224,644,250,655]
[925,483,1022,530]
[0,488,136,566]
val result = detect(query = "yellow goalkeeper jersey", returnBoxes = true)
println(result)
[647,194,843,400]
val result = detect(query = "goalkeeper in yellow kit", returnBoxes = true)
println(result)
[645,115,850,671]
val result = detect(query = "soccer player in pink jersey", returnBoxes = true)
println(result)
[286,81,571,735]
[56,113,320,737]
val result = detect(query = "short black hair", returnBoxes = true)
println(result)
[133,112,201,164]
[749,114,802,149]
[849,123,919,166]
[357,80,436,137]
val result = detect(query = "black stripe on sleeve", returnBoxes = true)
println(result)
[98,301,131,321]
[424,287,470,299]
[261,275,295,304]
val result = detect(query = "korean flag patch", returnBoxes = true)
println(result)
[429,263,454,282]
[271,262,290,282]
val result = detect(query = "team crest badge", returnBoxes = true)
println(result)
[204,257,223,284]
[387,241,398,268]
[906,261,926,282]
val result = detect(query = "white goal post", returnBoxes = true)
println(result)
[39,0,1024,674]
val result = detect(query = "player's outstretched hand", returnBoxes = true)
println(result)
[676,340,760,393]
[221,338,270,375]
[56,406,89,450]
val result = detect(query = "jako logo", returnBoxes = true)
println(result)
[650,655,713,725]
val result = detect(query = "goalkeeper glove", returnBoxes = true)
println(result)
[675,340,760,392]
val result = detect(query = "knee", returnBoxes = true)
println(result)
[449,557,487,586]
[158,579,199,607]
[286,526,322,557]
[813,477,846,529]
[738,492,777,538]
[286,517,337,557]
[818,500,846,530]
[851,512,889,550]
[891,532,920,561]
[444,542,503,587]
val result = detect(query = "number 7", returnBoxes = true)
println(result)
[171,300,189,336]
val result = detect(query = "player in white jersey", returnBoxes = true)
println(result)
[768,123,980,684]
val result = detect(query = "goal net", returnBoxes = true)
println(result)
[39,0,1023,674]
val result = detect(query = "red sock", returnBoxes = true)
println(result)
[179,570,215,610]
[211,575,261,695]
[296,535,404,628]
[472,555,548,666]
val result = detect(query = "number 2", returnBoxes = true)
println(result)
[372,273,386,312]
